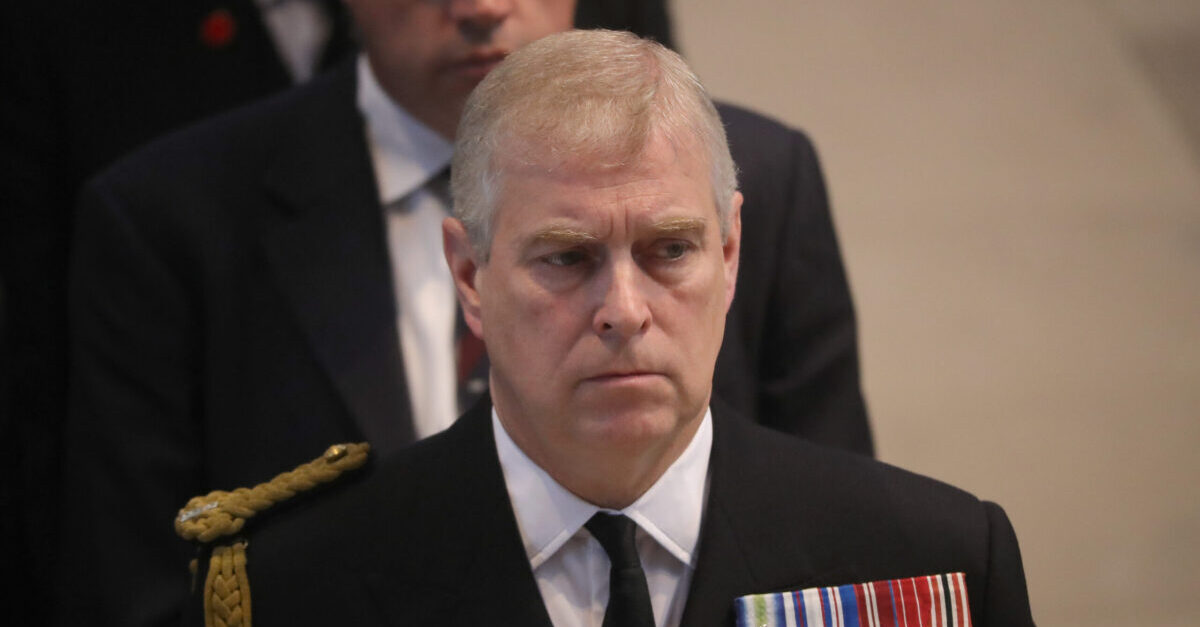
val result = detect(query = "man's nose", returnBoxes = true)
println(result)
[447,0,514,42]
[592,259,652,340]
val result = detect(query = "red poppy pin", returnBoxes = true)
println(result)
[200,8,237,49]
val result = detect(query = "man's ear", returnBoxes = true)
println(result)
[443,217,485,338]
[723,192,743,312]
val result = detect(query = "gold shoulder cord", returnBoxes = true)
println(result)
[175,443,370,627]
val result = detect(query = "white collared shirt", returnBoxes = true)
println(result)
[356,55,459,439]
[493,408,713,627]
[254,0,332,83]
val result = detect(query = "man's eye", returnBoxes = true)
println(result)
[542,250,588,267]
[657,240,692,260]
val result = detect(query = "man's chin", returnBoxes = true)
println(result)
[572,397,695,451]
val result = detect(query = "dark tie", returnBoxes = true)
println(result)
[585,513,656,627]
[316,0,357,71]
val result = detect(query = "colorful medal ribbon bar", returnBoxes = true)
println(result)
[735,572,971,627]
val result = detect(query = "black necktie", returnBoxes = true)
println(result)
[585,513,656,627]
[317,0,357,71]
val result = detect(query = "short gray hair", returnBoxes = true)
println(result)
[451,29,739,259]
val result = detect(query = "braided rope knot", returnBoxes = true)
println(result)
[176,443,369,627]
[175,442,369,543]
[206,542,250,627]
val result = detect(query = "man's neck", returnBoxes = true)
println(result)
[355,54,454,206]
[494,402,709,510]
[363,54,460,141]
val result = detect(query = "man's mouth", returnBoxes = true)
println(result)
[448,50,509,80]
[583,370,665,384]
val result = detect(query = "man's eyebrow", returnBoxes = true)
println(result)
[650,217,707,235]
[528,227,600,246]
[526,218,706,246]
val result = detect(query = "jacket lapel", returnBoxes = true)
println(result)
[681,405,759,627]
[354,399,553,626]
[447,400,555,626]
[259,63,414,456]
[681,404,829,627]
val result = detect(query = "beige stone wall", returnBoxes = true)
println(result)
[674,1,1200,625]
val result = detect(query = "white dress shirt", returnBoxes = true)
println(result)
[254,0,332,83]
[356,55,459,439]
[493,408,713,627]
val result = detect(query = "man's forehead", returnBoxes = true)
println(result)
[500,173,715,235]
[494,141,710,209]
[487,128,721,247]
[496,151,656,189]
[497,125,704,179]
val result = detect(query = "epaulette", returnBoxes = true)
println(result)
[175,443,370,627]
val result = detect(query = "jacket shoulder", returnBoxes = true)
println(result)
[175,443,371,545]
[187,410,509,623]
[710,414,1032,623]
[177,442,372,627]
[714,412,1002,576]
[728,414,988,528]
[90,62,356,191]
[716,100,817,159]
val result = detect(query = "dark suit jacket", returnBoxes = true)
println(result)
[183,398,1031,626]
[60,61,869,625]
[1,4,355,622]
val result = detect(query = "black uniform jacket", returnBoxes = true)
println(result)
[185,398,1033,626]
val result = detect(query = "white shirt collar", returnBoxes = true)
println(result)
[493,406,713,570]
[355,54,453,205]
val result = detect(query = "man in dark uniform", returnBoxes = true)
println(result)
[181,31,1031,626]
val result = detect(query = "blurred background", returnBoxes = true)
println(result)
[675,1,1200,625]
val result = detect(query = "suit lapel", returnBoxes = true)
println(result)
[356,399,553,626]
[680,500,757,627]
[681,406,759,627]
[449,399,554,626]
[260,63,415,456]
[681,404,829,627]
